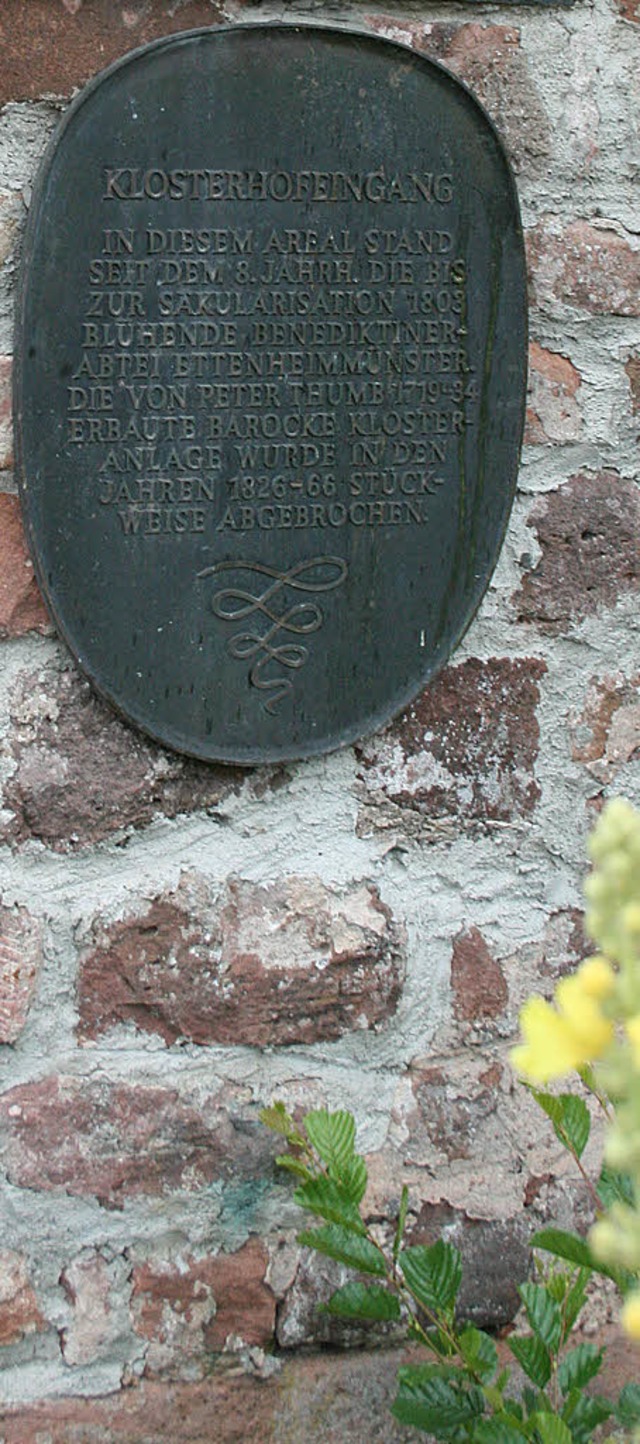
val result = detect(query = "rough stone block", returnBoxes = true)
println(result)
[0,901,43,1043]
[0,1077,275,1208]
[78,874,404,1048]
[525,341,582,445]
[367,18,551,177]
[356,657,546,826]
[528,220,640,317]
[131,1240,275,1378]
[1,662,244,850]
[513,471,640,631]
[451,926,509,1025]
[570,671,640,786]
[0,0,226,104]
[60,1250,126,1366]
[0,495,50,640]
[408,1202,530,1330]
[0,1250,45,1346]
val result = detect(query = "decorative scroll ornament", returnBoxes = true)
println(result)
[198,557,348,712]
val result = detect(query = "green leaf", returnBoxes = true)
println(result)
[400,1241,462,1315]
[304,1109,355,1174]
[531,1229,593,1271]
[616,1383,640,1428]
[530,1090,590,1159]
[519,1283,562,1354]
[321,1281,401,1322]
[458,1326,498,1383]
[529,1413,572,1444]
[260,1101,304,1145]
[564,1394,612,1444]
[562,1268,590,1335]
[597,1163,634,1209]
[275,1154,312,1181]
[338,1154,368,1206]
[294,1176,366,1233]
[392,1368,485,1437]
[557,1343,603,1395]
[473,1417,528,1443]
[393,1184,409,1263]
[508,1335,552,1388]
[297,1223,386,1276]
[532,1226,629,1291]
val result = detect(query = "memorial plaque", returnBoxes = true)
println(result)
[16,24,527,764]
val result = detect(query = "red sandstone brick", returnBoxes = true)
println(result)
[513,471,640,631]
[0,1250,45,1346]
[367,18,550,177]
[451,926,508,1024]
[1,662,245,851]
[0,1077,275,1208]
[356,657,546,825]
[0,1,226,105]
[570,671,640,785]
[525,341,582,445]
[131,1240,275,1376]
[78,875,404,1048]
[60,1250,121,1366]
[408,1056,505,1166]
[408,1202,529,1330]
[0,902,43,1043]
[625,354,640,413]
[528,220,640,317]
[0,496,50,640]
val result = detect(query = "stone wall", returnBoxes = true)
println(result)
[0,0,638,1438]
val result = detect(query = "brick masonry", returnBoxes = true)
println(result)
[0,0,638,1432]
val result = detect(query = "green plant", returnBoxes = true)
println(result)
[262,1100,639,1442]
[261,800,640,1440]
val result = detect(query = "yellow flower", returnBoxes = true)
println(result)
[578,955,616,1000]
[621,1292,640,1342]
[511,962,614,1083]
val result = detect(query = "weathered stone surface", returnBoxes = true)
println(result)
[131,1240,275,1378]
[1,662,244,850]
[0,0,226,105]
[0,900,43,1043]
[513,472,640,631]
[407,1056,506,1168]
[0,495,50,640]
[0,1346,430,1442]
[528,220,640,317]
[625,354,640,412]
[277,1246,401,1352]
[570,671,640,785]
[1,1333,637,1442]
[0,1249,45,1346]
[0,192,22,270]
[78,874,404,1048]
[367,18,551,176]
[408,1202,530,1329]
[0,353,12,468]
[429,23,551,177]
[525,342,582,445]
[60,1250,125,1366]
[613,0,640,20]
[450,927,509,1024]
[0,1077,274,1208]
[515,908,589,983]
[356,658,546,826]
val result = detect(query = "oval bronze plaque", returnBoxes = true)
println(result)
[16,24,527,764]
